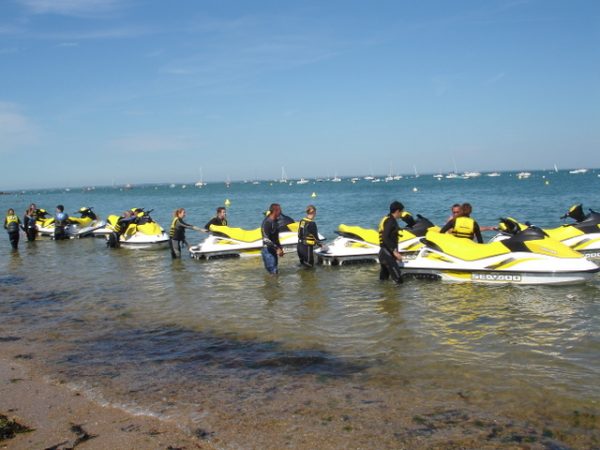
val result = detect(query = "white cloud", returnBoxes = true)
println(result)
[17,0,128,17]
[0,102,39,151]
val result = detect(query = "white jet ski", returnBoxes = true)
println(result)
[36,207,106,239]
[189,217,324,259]
[101,208,170,250]
[490,204,600,259]
[401,227,600,285]
[315,215,438,265]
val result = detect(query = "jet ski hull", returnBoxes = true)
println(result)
[190,231,301,259]
[37,221,107,239]
[401,235,600,285]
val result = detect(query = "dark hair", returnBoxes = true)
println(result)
[461,203,472,216]
[56,204,64,212]
[306,204,316,214]
[217,207,226,213]
[268,203,281,215]
[389,201,404,213]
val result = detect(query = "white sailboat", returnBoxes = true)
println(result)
[195,167,207,187]
[279,167,288,183]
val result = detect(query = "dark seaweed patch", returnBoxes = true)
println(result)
[0,414,33,441]
[0,275,25,286]
[0,336,21,342]
[59,325,368,380]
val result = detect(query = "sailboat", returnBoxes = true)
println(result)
[279,167,288,183]
[195,168,207,187]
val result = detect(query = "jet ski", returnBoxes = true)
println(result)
[490,204,600,259]
[315,215,438,265]
[189,215,324,259]
[36,207,107,239]
[401,227,600,285]
[102,208,169,249]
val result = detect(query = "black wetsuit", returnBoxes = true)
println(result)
[170,217,195,258]
[204,217,227,230]
[261,216,282,274]
[440,216,483,243]
[379,214,403,283]
[54,212,69,240]
[297,217,319,267]
[4,215,20,250]
[23,212,37,241]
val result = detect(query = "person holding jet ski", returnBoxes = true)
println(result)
[170,208,202,258]
[440,202,483,243]
[378,201,405,284]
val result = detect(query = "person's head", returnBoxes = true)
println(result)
[216,207,226,219]
[27,203,36,213]
[389,201,404,218]
[174,207,186,218]
[268,203,281,219]
[451,203,461,218]
[306,205,316,217]
[56,204,64,213]
[461,203,472,216]
[7,208,14,215]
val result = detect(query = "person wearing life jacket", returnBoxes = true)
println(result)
[378,201,405,283]
[261,203,284,274]
[169,208,201,259]
[54,204,70,241]
[297,205,321,268]
[23,203,38,241]
[440,202,483,243]
[4,208,21,251]
[204,206,228,231]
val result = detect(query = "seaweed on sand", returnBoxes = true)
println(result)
[0,413,33,441]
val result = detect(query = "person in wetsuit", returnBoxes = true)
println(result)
[169,208,201,259]
[378,201,405,283]
[261,203,284,274]
[4,208,21,251]
[204,206,228,231]
[440,202,483,243]
[23,203,38,241]
[297,205,321,267]
[54,204,69,240]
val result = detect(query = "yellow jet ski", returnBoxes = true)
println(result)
[102,208,169,249]
[402,226,599,285]
[189,216,323,259]
[491,204,600,259]
[316,215,439,265]
[36,207,106,239]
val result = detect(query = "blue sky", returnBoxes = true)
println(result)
[1,0,598,189]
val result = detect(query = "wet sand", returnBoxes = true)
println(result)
[0,356,214,450]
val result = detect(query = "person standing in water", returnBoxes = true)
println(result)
[169,208,201,259]
[261,203,284,274]
[378,201,404,283]
[297,205,321,268]
[204,206,228,231]
[440,202,484,243]
[54,205,69,240]
[23,203,38,241]
[4,208,21,251]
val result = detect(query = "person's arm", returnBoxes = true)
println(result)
[3,218,7,230]
[204,218,214,230]
[473,222,483,243]
[382,218,397,253]
[440,219,455,234]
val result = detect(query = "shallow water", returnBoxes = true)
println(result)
[1,171,599,447]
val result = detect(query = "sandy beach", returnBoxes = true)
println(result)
[0,355,214,450]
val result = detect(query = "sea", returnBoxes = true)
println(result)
[1,170,599,448]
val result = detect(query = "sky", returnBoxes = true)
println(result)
[0,0,599,189]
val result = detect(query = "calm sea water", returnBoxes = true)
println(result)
[1,171,599,448]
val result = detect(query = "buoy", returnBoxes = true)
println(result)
[224,199,231,206]
[311,192,317,198]
[412,187,418,192]
[545,180,550,185]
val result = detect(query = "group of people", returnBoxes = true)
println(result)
[5,201,488,281]
[2,203,70,250]
[377,201,490,284]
